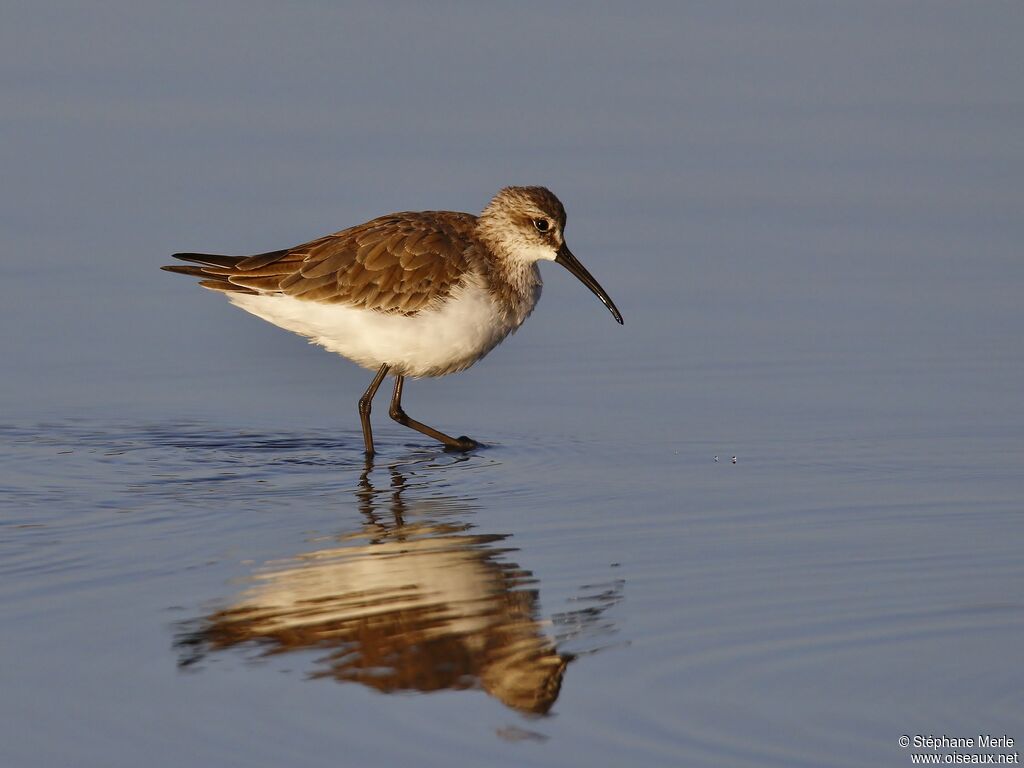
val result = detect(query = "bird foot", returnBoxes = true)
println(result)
[445,436,479,452]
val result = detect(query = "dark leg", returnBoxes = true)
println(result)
[358,364,390,456]
[388,375,478,451]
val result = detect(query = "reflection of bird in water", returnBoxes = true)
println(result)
[178,458,573,714]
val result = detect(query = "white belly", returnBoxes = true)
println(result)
[227,276,535,377]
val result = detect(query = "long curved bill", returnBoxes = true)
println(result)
[555,243,624,324]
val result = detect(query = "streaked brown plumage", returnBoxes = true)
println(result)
[165,211,481,315]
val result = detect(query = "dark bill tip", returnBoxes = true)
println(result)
[555,244,624,325]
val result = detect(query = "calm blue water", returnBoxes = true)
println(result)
[2,3,1023,766]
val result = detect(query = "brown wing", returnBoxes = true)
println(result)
[164,211,477,315]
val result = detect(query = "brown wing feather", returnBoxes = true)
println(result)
[166,212,478,315]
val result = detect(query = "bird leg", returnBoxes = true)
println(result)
[358,364,390,456]
[388,375,478,452]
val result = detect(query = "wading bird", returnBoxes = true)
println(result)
[163,186,622,455]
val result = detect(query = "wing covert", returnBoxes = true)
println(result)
[184,212,476,315]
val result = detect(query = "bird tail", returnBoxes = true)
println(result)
[161,251,287,295]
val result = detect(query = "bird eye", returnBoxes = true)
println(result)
[533,219,550,233]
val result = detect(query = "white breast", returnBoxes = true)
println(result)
[227,273,538,377]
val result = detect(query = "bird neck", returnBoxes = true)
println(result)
[474,217,545,324]
[482,255,543,327]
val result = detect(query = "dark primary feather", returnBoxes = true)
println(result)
[163,212,477,314]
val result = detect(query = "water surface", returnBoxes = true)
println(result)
[2,2,1023,766]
